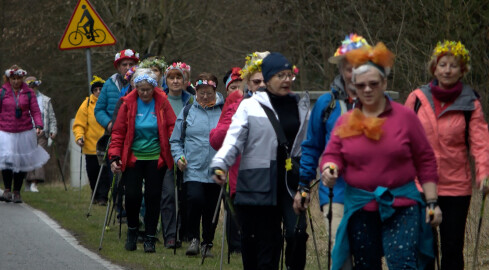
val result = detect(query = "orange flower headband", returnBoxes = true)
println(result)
[345,42,395,75]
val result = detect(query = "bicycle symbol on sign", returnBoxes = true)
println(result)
[68,24,106,46]
[68,5,106,46]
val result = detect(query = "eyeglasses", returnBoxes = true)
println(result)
[251,79,264,85]
[354,81,381,90]
[275,72,296,81]
[197,91,215,98]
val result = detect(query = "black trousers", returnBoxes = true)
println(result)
[124,160,166,236]
[2,170,25,192]
[185,181,221,245]
[225,198,241,253]
[85,155,110,201]
[237,205,283,270]
[437,195,471,270]
[160,167,177,243]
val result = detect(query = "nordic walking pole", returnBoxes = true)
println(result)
[86,140,110,218]
[472,183,488,270]
[79,145,83,199]
[427,204,440,270]
[51,141,67,191]
[220,208,227,270]
[202,183,224,265]
[327,165,336,270]
[99,174,116,250]
[174,165,180,255]
[308,207,322,270]
[299,185,321,270]
[86,164,105,217]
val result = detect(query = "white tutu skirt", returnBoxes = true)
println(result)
[0,129,50,172]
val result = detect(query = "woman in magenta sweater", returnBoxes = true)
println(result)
[319,44,442,270]
[0,65,49,203]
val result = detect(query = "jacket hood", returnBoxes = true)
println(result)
[419,82,477,116]
[194,91,225,109]
[330,74,349,100]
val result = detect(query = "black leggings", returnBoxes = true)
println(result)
[185,181,221,245]
[438,195,471,270]
[123,160,166,236]
[2,170,26,192]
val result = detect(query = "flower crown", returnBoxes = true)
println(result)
[140,57,167,71]
[345,42,395,73]
[334,34,370,57]
[134,74,158,87]
[90,75,105,86]
[5,68,27,78]
[26,79,42,87]
[432,40,470,65]
[240,51,270,79]
[124,66,138,81]
[195,79,216,88]
[168,62,190,72]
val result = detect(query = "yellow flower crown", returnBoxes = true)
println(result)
[240,51,270,79]
[90,75,105,86]
[432,40,470,65]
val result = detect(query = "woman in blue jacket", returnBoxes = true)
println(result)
[169,72,224,257]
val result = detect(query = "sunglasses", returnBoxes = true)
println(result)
[251,79,264,85]
[354,81,382,91]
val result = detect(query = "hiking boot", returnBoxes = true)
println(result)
[185,238,199,256]
[125,227,138,251]
[2,190,12,202]
[165,238,182,249]
[143,236,157,253]
[30,183,39,192]
[12,193,22,203]
[97,199,107,206]
[201,243,214,258]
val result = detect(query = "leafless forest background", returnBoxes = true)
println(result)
[1,0,489,267]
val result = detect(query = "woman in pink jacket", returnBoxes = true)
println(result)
[0,65,49,203]
[405,40,489,270]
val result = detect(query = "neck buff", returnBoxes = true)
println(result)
[430,79,463,103]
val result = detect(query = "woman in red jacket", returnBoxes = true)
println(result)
[405,40,489,270]
[109,71,176,253]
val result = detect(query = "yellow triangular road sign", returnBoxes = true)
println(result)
[58,0,116,50]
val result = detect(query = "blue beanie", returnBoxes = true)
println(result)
[261,52,292,83]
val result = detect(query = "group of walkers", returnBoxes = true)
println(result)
[2,33,489,270]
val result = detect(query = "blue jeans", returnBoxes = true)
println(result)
[347,204,420,270]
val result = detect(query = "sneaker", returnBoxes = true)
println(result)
[13,193,22,203]
[185,238,199,256]
[165,238,182,249]
[2,190,12,202]
[125,228,138,251]
[30,183,39,193]
[143,236,157,253]
[201,243,214,258]
[24,184,31,192]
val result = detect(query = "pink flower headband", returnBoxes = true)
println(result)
[195,79,216,88]
[5,68,27,77]
[169,62,191,71]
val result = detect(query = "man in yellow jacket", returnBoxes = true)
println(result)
[72,76,110,205]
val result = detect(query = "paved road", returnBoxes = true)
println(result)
[0,200,124,270]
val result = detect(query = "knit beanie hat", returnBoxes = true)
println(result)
[261,52,292,83]
[90,75,105,93]
[224,67,242,90]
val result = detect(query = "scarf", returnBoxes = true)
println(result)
[430,79,462,103]
[335,108,386,140]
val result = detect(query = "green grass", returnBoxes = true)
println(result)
[21,183,489,269]
[22,183,244,270]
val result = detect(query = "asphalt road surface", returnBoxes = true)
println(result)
[0,200,124,270]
